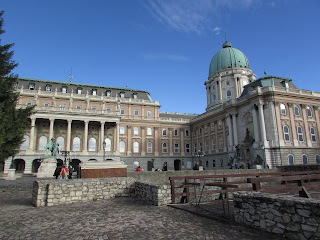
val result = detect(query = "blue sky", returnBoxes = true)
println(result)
[1,0,320,114]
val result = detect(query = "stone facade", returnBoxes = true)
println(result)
[233,192,320,240]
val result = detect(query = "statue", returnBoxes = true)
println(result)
[44,137,59,157]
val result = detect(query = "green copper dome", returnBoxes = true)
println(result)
[209,41,250,76]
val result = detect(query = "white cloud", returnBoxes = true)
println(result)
[143,53,189,61]
[213,26,221,35]
[144,0,261,34]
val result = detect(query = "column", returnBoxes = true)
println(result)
[258,103,268,147]
[301,105,312,147]
[116,122,120,155]
[234,76,239,98]
[83,120,89,153]
[232,114,238,146]
[314,106,320,144]
[169,128,173,156]
[100,121,105,153]
[227,115,233,151]
[206,85,210,105]
[252,105,260,148]
[288,103,298,147]
[208,124,212,154]
[141,126,146,156]
[180,128,185,156]
[154,127,159,156]
[28,117,36,152]
[127,126,132,156]
[274,102,285,147]
[222,118,227,152]
[49,118,55,140]
[66,119,72,151]
[218,78,222,102]
[215,121,219,153]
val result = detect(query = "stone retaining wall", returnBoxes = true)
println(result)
[135,181,171,206]
[233,192,320,240]
[32,178,170,207]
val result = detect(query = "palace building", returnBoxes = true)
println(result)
[3,40,320,174]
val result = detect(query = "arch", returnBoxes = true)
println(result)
[38,136,48,151]
[32,159,41,173]
[302,154,308,165]
[288,154,295,165]
[294,105,300,116]
[120,126,125,134]
[307,106,313,117]
[162,142,168,153]
[147,160,154,171]
[104,138,112,151]
[174,159,181,171]
[316,155,320,164]
[297,126,304,142]
[283,125,290,142]
[56,136,65,151]
[88,137,96,151]
[133,141,139,153]
[120,141,126,153]
[14,159,25,172]
[72,137,81,151]
[20,135,29,150]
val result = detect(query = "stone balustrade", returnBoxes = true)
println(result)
[233,192,320,240]
[134,181,171,206]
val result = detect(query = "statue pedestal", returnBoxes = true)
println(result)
[37,157,57,178]
[6,169,16,180]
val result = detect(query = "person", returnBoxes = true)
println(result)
[162,163,167,171]
[193,162,200,170]
[136,166,142,172]
[53,166,61,179]
[235,162,239,169]
[61,165,68,180]
[68,165,74,179]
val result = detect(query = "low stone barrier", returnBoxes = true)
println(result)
[32,178,170,207]
[135,181,171,206]
[233,192,320,240]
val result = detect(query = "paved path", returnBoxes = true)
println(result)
[0,177,287,240]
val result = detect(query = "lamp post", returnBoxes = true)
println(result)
[197,150,204,167]
[103,141,106,161]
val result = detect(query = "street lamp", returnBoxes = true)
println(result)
[197,150,204,166]
[103,141,106,161]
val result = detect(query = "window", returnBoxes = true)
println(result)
[77,88,82,94]
[213,160,216,167]
[316,155,320,164]
[212,85,215,90]
[62,87,67,93]
[283,125,290,142]
[294,105,300,116]
[147,128,152,136]
[134,127,139,135]
[199,142,203,152]
[185,129,190,137]
[133,142,139,153]
[76,105,82,110]
[310,127,317,142]
[104,138,111,151]
[297,126,304,142]
[88,138,96,151]
[120,92,125,98]
[120,126,125,135]
[38,136,47,150]
[147,142,152,153]
[134,110,139,116]
[72,137,81,151]
[60,104,66,111]
[45,85,52,92]
[185,143,190,153]
[307,106,313,117]
[194,143,197,153]
[302,154,308,165]
[147,111,152,117]
[226,90,232,99]
[92,89,97,96]
[56,137,64,151]
[288,154,294,165]
[280,104,287,115]
[174,143,179,153]
[162,142,168,153]
[220,159,224,167]
[91,106,96,112]
[162,129,167,136]
[133,93,137,99]
[106,90,111,97]
[44,103,50,107]
[120,141,125,153]
[120,109,125,115]
[205,140,209,151]
[212,94,216,102]
[174,129,178,136]
[29,83,35,90]
[106,108,111,113]
[20,135,30,151]
[226,81,230,86]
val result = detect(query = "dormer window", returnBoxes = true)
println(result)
[92,89,97,96]
[45,85,52,92]
[120,92,125,98]
[133,93,138,99]
[29,83,35,90]
[106,90,111,97]
[77,88,82,94]
[62,86,67,93]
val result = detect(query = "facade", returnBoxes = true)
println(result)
[3,40,320,173]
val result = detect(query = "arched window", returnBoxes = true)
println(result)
[134,127,139,135]
[147,127,152,136]
[226,90,232,99]
[120,141,125,153]
[38,136,48,151]
[20,135,30,150]
[288,154,295,165]
[133,141,139,153]
[297,126,304,142]
[307,106,313,117]
[302,154,308,165]
[162,129,167,136]
[316,155,320,164]
[72,137,81,151]
[162,142,168,153]
[310,127,317,142]
[283,125,290,142]
[147,142,152,153]
[280,104,287,115]
[104,138,111,151]
[56,136,65,151]
[212,94,216,102]
[294,105,300,116]
[120,126,125,135]
[88,138,96,151]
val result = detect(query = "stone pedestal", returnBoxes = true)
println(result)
[81,161,127,178]
[37,157,57,178]
[6,169,16,180]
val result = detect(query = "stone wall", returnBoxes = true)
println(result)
[32,177,171,207]
[233,192,320,240]
[134,181,171,206]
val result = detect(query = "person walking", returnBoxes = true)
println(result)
[68,165,74,179]
[61,165,68,180]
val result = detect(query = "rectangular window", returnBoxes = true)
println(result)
[185,129,189,137]
[29,83,35,90]
[134,110,139,116]
[26,102,32,106]
[91,106,96,112]
[92,89,97,96]
[185,144,190,153]
[46,85,52,92]
[106,108,111,113]
[77,88,82,94]
[60,104,66,110]
[147,111,152,117]
[106,90,111,97]
[174,129,178,136]
[133,93,137,99]
[120,109,125,115]
[147,142,152,153]
[62,87,67,93]
[44,103,50,107]
[147,128,152,136]
[174,143,179,153]
[120,92,125,98]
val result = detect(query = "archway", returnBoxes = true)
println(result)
[56,159,63,167]
[32,159,42,173]
[14,159,25,172]
[174,159,181,171]
[147,160,154,171]
[70,159,81,170]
